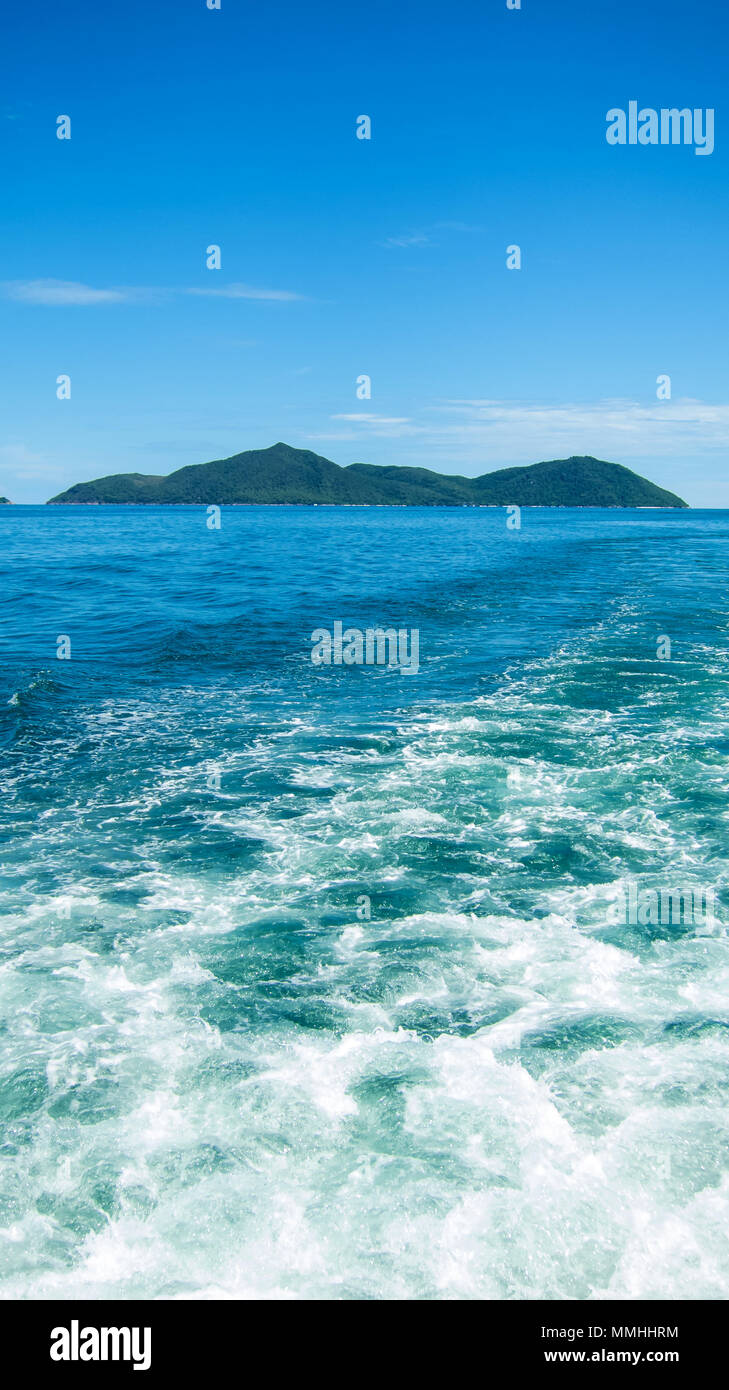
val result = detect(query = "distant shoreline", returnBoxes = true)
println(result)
[40,501,688,510]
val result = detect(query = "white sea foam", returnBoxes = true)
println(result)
[2,614,729,1299]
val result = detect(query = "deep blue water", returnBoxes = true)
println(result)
[1,505,728,1298]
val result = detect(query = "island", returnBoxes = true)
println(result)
[46,444,688,508]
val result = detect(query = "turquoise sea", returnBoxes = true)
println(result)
[1,505,728,1299]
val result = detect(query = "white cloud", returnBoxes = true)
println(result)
[2,279,127,305]
[430,397,729,459]
[1,280,306,307]
[332,413,413,425]
[380,233,432,249]
[311,396,729,462]
[185,283,305,302]
[380,222,480,249]
[0,444,66,479]
[324,413,420,438]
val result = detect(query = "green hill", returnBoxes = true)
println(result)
[46,443,688,508]
[472,456,687,508]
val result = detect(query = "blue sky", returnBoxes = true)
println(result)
[0,0,727,503]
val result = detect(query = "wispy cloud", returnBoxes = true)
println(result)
[2,279,128,305]
[185,283,306,302]
[431,397,729,458]
[311,396,729,459]
[332,413,412,425]
[0,444,66,480]
[379,221,480,250]
[2,279,306,306]
[310,413,420,441]
[380,233,433,249]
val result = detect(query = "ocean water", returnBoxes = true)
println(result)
[1,504,728,1301]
